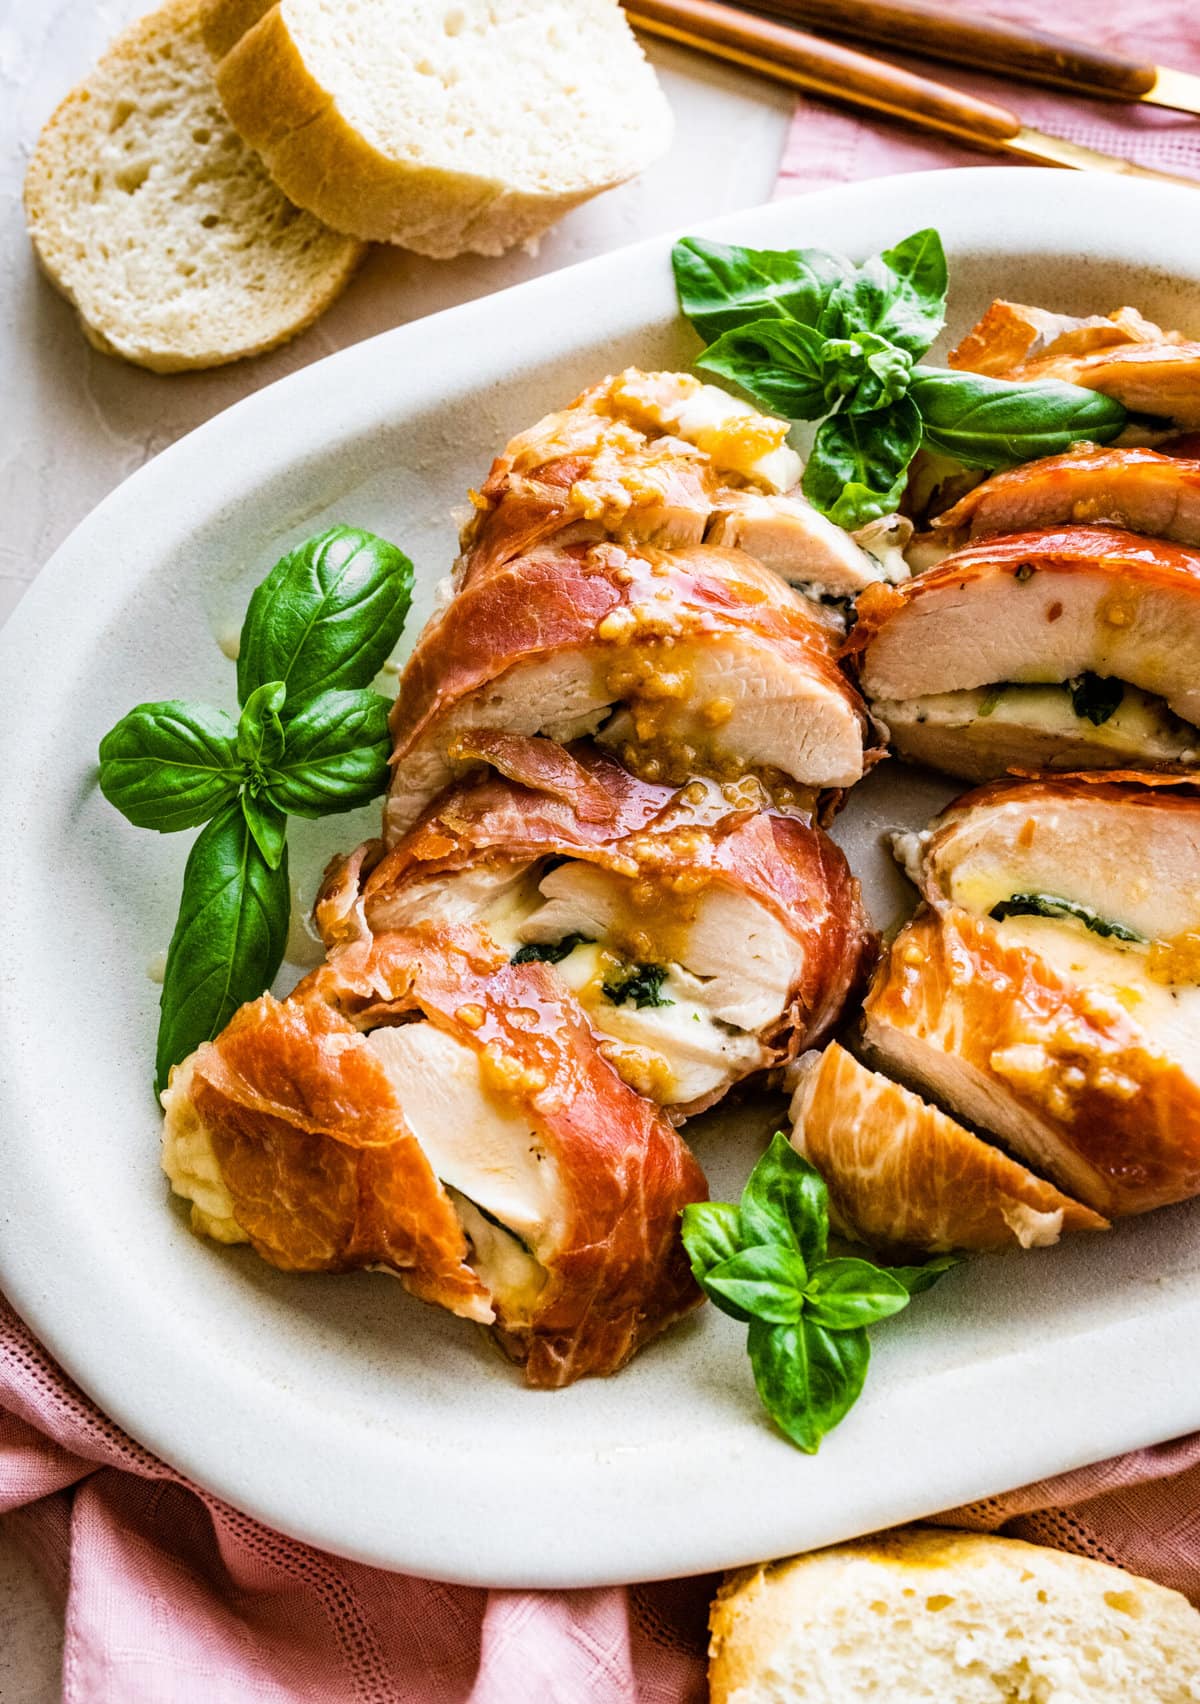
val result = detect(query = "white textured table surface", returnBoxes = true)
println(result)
[2,8,792,1694]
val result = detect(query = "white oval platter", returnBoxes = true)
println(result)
[2,169,1199,1588]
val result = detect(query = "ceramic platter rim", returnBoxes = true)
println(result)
[3,169,1200,1588]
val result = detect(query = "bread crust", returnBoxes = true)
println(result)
[709,1526,1200,1704]
[23,0,363,372]
[210,0,672,255]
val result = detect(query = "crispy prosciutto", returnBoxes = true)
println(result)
[789,1042,1106,1256]
[161,926,707,1387]
[934,446,1200,548]
[460,368,889,597]
[850,526,1200,780]
[321,735,873,1117]
[861,776,1200,1221]
[948,299,1200,428]
[386,537,871,836]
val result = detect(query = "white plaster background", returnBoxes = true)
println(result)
[1,6,792,1692]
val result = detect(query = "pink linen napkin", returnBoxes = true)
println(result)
[8,6,1200,1698]
[775,0,1200,193]
[3,1289,1200,1703]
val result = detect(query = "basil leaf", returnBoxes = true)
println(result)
[237,681,286,769]
[739,1133,829,1268]
[98,702,240,832]
[672,237,849,342]
[155,802,290,1094]
[820,333,913,415]
[801,397,923,529]
[748,1318,869,1454]
[264,689,392,818]
[237,525,414,705]
[601,962,673,1009]
[705,1244,808,1325]
[884,1254,961,1296]
[820,229,946,359]
[240,791,287,870]
[681,1202,744,1287]
[909,367,1127,468]
[696,319,829,420]
[803,1258,910,1331]
[1069,671,1124,726]
[511,933,594,966]
[988,891,1144,943]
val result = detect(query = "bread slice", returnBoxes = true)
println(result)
[710,1526,1200,1704]
[206,0,674,256]
[23,0,364,372]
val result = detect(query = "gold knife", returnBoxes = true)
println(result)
[625,0,1200,185]
[742,0,1200,118]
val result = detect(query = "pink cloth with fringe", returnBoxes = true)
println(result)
[7,4,1200,1697]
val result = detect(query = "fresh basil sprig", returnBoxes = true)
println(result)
[682,1134,956,1453]
[672,228,1127,529]
[98,523,413,1093]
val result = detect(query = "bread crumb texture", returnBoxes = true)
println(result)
[709,1526,1200,1703]
[23,0,362,371]
[209,0,674,254]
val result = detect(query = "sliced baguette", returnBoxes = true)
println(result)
[24,0,364,373]
[207,0,674,256]
[710,1526,1200,1704]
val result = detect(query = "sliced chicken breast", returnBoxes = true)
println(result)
[331,737,872,1117]
[902,773,1200,946]
[934,447,1200,547]
[947,301,1170,378]
[161,926,707,1387]
[851,526,1200,780]
[862,904,1200,1219]
[459,368,893,599]
[789,1042,1106,1255]
[387,539,871,836]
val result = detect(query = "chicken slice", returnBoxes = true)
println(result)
[851,526,1200,780]
[459,368,807,587]
[387,539,870,836]
[904,773,1200,944]
[948,301,1169,378]
[1004,344,1200,431]
[704,489,888,596]
[934,446,1200,547]
[862,904,1200,1218]
[162,927,707,1386]
[789,1043,1106,1255]
[336,738,873,1118]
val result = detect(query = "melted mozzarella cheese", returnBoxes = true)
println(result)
[160,1061,248,1244]
[993,914,1200,1071]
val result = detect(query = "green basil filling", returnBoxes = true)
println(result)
[989,892,1144,943]
[602,963,674,1009]
[1068,672,1124,726]
[510,933,594,966]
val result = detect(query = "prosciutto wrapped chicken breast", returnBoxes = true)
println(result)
[949,299,1200,428]
[862,776,1200,1220]
[387,536,872,836]
[789,1042,1106,1256]
[460,368,895,597]
[161,926,707,1387]
[850,526,1200,780]
[322,735,873,1117]
[934,446,1200,548]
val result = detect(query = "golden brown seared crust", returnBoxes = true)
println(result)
[793,1042,1106,1255]
[862,907,1200,1218]
[933,447,1200,546]
[184,925,707,1386]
